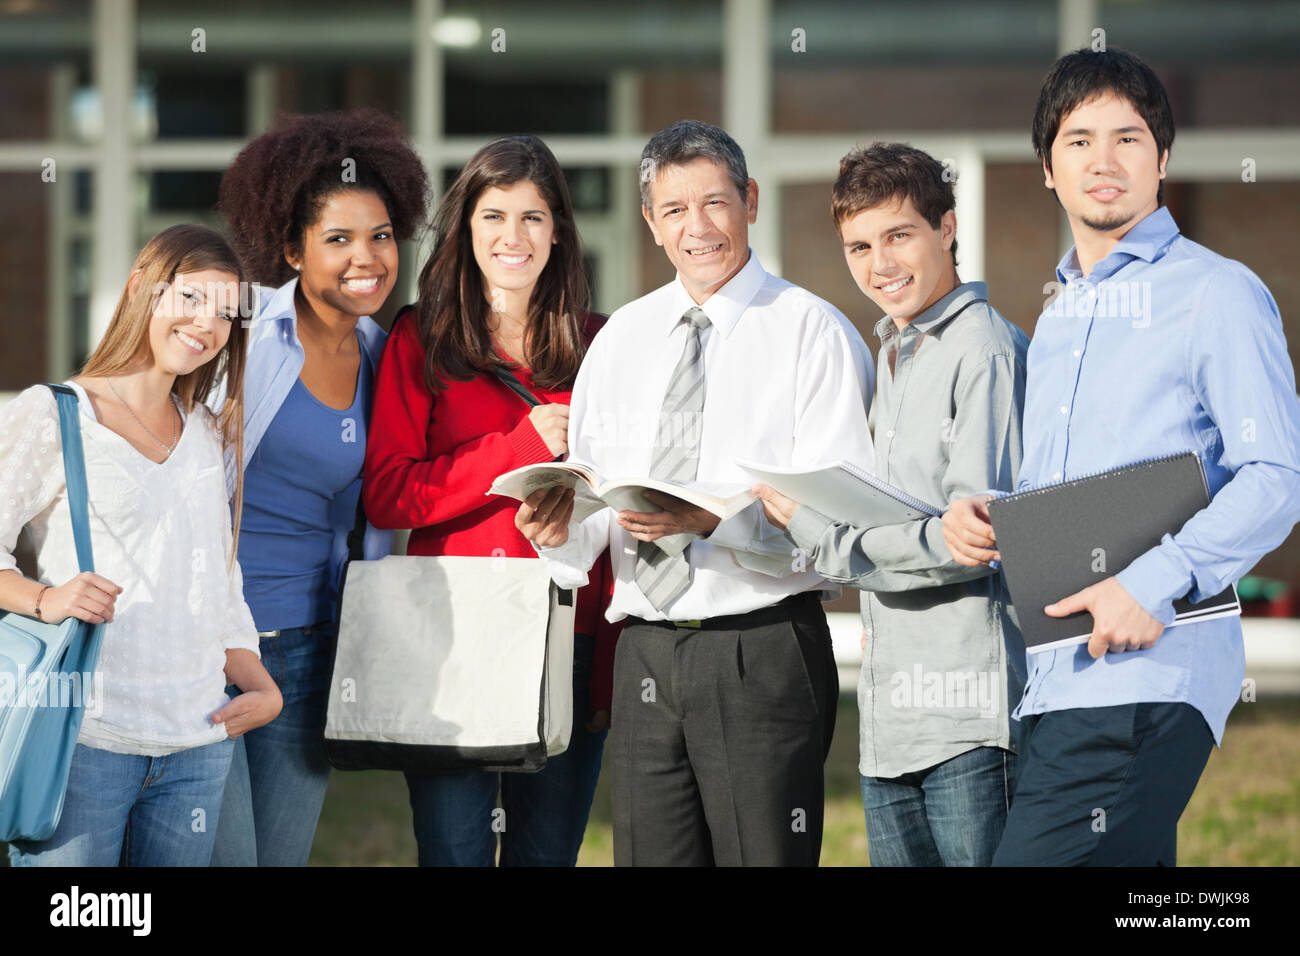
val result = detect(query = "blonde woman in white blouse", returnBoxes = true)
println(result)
[1,224,282,867]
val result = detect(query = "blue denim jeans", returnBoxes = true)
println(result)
[860,745,1018,866]
[210,623,335,867]
[8,738,235,867]
[405,633,608,866]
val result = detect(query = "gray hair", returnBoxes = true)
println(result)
[638,120,749,208]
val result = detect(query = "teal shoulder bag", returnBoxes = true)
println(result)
[0,384,107,842]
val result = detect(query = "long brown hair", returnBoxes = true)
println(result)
[417,136,590,391]
[80,224,251,558]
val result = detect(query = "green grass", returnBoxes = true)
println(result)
[308,694,1300,867]
[5,696,1297,866]
[1177,697,1300,866]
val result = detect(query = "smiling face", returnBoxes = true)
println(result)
[469,180,556,305]
[144,267,238,375]
[641,157,758,304]
[286,188,398,321]
[1044,92,1168,238]
[839,195,958,326]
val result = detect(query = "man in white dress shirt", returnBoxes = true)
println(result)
[517,120,875,865]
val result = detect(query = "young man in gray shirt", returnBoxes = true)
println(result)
[756,143,1028,866]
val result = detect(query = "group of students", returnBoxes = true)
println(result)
[2,44,1298,868]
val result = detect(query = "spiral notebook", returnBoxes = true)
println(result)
[735,458,942,527]
[987,452,1241,654]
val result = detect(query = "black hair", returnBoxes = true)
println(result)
[219,110,429,285]
[1032,47,1175,204]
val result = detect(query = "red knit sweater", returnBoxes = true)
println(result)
[363,308,622,713]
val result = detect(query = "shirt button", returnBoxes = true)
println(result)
[1052,472,1062,481]
[1073,349,1082,357]
[885,429,895,438]
[1059,406,1068,414]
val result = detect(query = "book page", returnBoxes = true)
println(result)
[489,462,598,500]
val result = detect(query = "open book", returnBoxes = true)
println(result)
[489,461,756,555]
[736,458,943,528]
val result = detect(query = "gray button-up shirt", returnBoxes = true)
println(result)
[785,281,1029,778]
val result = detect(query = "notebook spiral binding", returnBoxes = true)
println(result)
[839,459,944,515]
[995,449,1204,504]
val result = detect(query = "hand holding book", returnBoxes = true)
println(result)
[984,452,1241,654]
[941,494,999,566]
[494,461,754,556]
[615,489,722,548]
[515,485,576,548]
[1043,575,1165,659]
[753,483,800,530]
[734,459,942,528]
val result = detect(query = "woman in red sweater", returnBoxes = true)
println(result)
[363,136,620,866]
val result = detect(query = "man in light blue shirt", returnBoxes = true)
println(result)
[944,47,1300,865]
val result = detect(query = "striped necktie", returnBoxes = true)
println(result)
[635,305,711,612]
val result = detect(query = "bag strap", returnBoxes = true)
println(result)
[347,305,416,564]
[346,486,368,564]
[491,366,566,470]
[346,315,553,563]
[490,365,544,409]
[45,383,96,574]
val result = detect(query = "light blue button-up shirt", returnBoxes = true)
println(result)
[211,279,393,594]
[1012,206,1300,743]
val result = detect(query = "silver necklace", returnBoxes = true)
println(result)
[107,377,178,457]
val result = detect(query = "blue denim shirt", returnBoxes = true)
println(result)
[1012,207,1300,744]
[212,279,393,592]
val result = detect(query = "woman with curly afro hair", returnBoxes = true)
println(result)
[209,109,428,867]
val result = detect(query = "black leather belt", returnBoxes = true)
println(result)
[627,591,821,631]
[257,620,333,639]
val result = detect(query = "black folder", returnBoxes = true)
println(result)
[987,452,1241,653]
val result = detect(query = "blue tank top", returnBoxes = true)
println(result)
[239,350,369,631]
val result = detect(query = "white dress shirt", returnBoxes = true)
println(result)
[541,251,876,622]
[0,383,260,756]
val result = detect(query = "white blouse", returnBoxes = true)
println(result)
[0,383,260,756]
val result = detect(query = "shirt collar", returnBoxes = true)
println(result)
[1055,205,1180,284]
[253,276,385,362]
[257,276,302,339]
[874,280,988,344]
[664,249,765,338]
